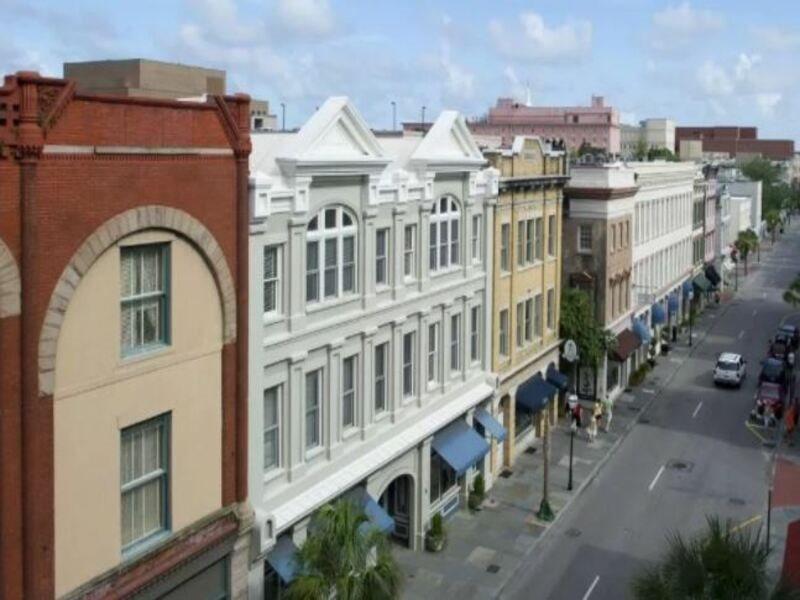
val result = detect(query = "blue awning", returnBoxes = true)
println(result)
[474,407,507,442]
[432,420,490,476]
[266,535,299,584]
[633,319,651,344]
[517,375,558,414]
[651,302,666,325]
[360,492,394,535]
[546,365,569,391]
[668,294,679,315]
[682,280,693,296]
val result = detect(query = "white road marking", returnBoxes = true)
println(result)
[649,465,666,492]
[582,575,600,600]
[738,330,745,340]
[692,401,703,418]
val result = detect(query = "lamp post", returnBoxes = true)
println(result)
[421,105,426,130]
[688,289,694,347]
[280,102,286,132]
[567,393,578,491]
[391,101,397,131]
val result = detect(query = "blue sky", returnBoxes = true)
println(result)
[2,0,799,141]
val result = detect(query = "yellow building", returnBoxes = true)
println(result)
[483,137,569,478]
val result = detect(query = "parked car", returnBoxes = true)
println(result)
[778,324,800,350]
[751,382,784,426]
[713,352,746,387]
[770,337,790,360]
[760,357,787,388]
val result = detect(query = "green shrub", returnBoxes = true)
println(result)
[430,513,443,537]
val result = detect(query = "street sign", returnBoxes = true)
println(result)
[564,339,578,363]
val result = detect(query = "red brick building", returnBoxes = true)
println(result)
[676,126,795,160]
[0,72,252,598]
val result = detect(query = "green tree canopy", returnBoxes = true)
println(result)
[560,287,615,368]
[741,157,792,215]
[287,500,403,600]
[647,147,679,162]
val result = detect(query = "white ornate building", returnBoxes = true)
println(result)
[246,98,500,596]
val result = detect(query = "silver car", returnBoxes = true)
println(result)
[713,352,746,387]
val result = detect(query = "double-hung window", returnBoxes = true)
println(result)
[500,224,510,272]
[471,215,481,263]
[376,229,389,286]
[547,288,555,331]
[121,244,170,355]
[263,245,280,315]
[305,370,322,451]
[524,299,533,342]
[429,197,460,272]
[404,225,416,279]
[499,309,509,356]
[374,343,387,413]
[450,314,461,372]
[121,414,170,551]
[535,218,544,260]
[578,224,592,253]
[547,215,556,257]
[534,294,543,340]
[402,332,415,397]
[516,302,524,347]
[263,386,280,471]
[525,219,534,263]
[342,356,356,429]
[517,221,526,267]
[306,207,357,304]
[428,323,439,384]
[470,306,480,363]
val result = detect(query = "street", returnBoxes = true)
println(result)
[501,225,800,600]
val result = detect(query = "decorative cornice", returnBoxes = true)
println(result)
[565,186,639,201]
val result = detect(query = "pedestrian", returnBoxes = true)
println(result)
[571,401,582,430]
[602,399,613,433]
[588,401,601,443]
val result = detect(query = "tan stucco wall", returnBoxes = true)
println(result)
[53,231,223,597]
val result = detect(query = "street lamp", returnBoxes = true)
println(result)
[280,102,286,132]
[688,290,694,347]
[421,105,426,130]
[567,393,578,491]
[391,101,396,131]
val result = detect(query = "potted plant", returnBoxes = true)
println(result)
[425,513,447,552]
[660,329,670,355]
[468,473,485,512]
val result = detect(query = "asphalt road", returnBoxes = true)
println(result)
[502,224,800,600]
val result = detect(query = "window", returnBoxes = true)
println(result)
[121,244,169,355]
[404,225,416,279]
[430,452,456,503]
[500,223,510,271]
[342,356,356,429]
[263,245,280,315]
[471,215,481,263]
[534,294,543,339]
[263,387,280,472]
[611,225,617,252]
[430,197,460,272]
[517,221,526,267]
[470,306,480,363]
[402,332,415,397]
[499,309,509,356]
[525,219,534,263]
[524,298,533,341]
[578,224,592,252]
[121,414,169,550]
[535,218,544,260]
[305,370,322,450]
[376,228,389,286]
[516,302,524,347]
[306,207,356,303]
[450,314,461,372]
[547,288,555,330]
[374,343,387,413]
[427,323,439,384]
[547,215,556,257]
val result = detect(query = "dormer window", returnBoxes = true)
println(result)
[429,196,460,273]
[306,207,357,304]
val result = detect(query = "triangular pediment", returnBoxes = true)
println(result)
[305,116,374,159]
[410,111,485,166]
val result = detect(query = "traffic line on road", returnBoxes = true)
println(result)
[582,575,600,600]
[648,465,665,492]
[642,388,656,395]
[744,421,771,443]
[692,401,703,418]
[731,514,762,533]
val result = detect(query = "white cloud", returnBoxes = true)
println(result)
[696,60,733,96]
[652,2,723,36]
[756,93,782,117]
[734,53,761,81]
[275,0,334,37]
[752,26,800,51]
[440,39,474,102]
[489,12,592,63]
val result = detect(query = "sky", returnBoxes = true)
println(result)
[2,0,799,141]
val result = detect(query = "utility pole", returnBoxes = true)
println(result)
[280,102,286,132]
[536,414,554,521]
[391,101,396,131]
[421,105,426,131]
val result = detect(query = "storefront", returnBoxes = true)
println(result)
[609,328,640,394]
[515,375,558,448]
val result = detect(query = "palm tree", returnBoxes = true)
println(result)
[736,230,759,275]
[287,500,403,600]
[631,517,800,600]
[766,210,782,246]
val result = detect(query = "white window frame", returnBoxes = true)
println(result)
[450,314,461,373]
[499,309,509,356]
[404,224,416,280]
[374,343,388,413]
[500,223,510,272]
[547,215,556,257]
[524,298,533,342]
[121,243,170,356]
[342,356,357,429]
[534,293,543,340]
[516,302,524,348]
[402,332,415,398]
[263,386,280,472]
[306,207,357,304]
[427,323,439,384]
[471,215,482,263]
[376,228,389,286]
[470,305,481,363]
[546,288,555,331]
[263,245,280,316]
[429,196,461,273]
[517,221,526,267]
[578,224,592,253]
[305,369,322,451]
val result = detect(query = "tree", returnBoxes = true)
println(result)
[784,276,800,308]
[766,210,782,245]
[631,516,800,600]
[647,147,678,162]
[735,229,759,275]
[287,500,403,600]
[560,287,616,372]
[741,157,793,216]
[634,138,648,161]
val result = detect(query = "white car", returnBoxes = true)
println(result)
[713,352,746,387]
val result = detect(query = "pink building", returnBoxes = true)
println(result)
[466,95,621,154]
[704,178,717,263]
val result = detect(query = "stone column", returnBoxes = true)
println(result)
[441,302,453,394]
[463,197,474,278]
[361,327,377,440]
[390,317,407,423]
[416,438,433,551]
[419,202,432,293]
[327,338,344,460]
[363,207,378,310]
[288,216,308,333]
[418,310,430,408]
[392,206,406,302]
[288,351,308,482]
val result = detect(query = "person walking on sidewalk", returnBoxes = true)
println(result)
[602,398,613,433]
[588,401,602,443]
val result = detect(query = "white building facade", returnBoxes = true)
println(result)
[246,98,500,596]
[631,162,696,335]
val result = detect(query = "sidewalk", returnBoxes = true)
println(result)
[396,298,731,599]
[768,448,800,589]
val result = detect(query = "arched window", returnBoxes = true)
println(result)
[429,196,460,273]
[306,206,357,303]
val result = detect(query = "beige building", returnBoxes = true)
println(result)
[483,137,569,475]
